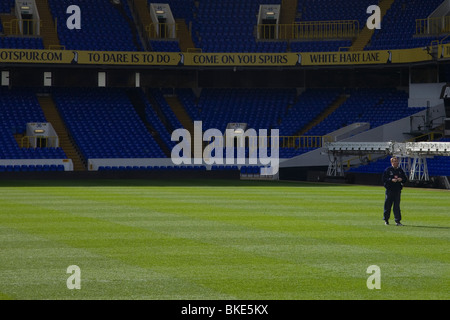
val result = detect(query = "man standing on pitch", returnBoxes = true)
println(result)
[382,156,408,226]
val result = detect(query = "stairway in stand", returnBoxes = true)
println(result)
[349,0,395,51]
[176,18,196,52]
[165,95,196,157]
[132,0,152,46]
[165,96,194,135]
[0,12,17,36]
[34,0,61,49]
[296,94,349,136]
[38,95,86,171]
[279,0,298,39]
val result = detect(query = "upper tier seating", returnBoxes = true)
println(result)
[147,0,195,24]
[149,40,181,52]
[0,0,44,49]
[0,36,44,49]
[192,0,287,53]
[366,0,445,50]
[298,0,376,27]
[292,0,373,52]
[0,0,14,15]
[48,0,139,51]
[0,0,446,52]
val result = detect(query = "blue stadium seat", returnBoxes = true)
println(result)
[52,87,165,160]
[48,0,141,51]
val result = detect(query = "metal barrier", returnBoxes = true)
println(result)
[416,16,450,36]
[258,20,359,40]
[3,19,39,35]
[199,135,330,150]
[279,135,332,149]
[146,23,178,39]
[2,18,58,36]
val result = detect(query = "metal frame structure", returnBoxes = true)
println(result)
[325,141,450,181]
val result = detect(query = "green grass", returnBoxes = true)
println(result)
[0,179,448,300]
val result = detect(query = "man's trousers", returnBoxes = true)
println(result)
[384,189,402,223]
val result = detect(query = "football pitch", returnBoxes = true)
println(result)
[0,179,448,300]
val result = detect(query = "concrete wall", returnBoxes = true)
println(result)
[280,104,446,168]
[409,83,445,108]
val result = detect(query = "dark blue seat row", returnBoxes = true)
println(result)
[240,166,267,175]
[0,37,44,49]
[0,164,65,172]
[98,165,206,171]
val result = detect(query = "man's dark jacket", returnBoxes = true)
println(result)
[382,166,408,191]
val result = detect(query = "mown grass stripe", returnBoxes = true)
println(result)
[0,180,448,299]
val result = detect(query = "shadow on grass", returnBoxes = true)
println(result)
[0,177,357,188]
[405,225,450,230]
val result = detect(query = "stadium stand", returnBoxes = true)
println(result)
[149,88,186,133]
[427,138,450,176]
[365,0,445,50]
[192,0,287,53]
[149,40,181,52]
[0,0,448,182]
[198,88,293,132]
[278,88,342,136]
[350,151,450,177]
[0,36,44,49]
[304,88,427,136]
[51,87,165,160]
[1,0,445,52]
[0,0,45,49]
[48,0,140,51]
[151,0,195,24]
[137,86,430,161]
[291,0,375,52]
[0,87,66,160]
[0,1,14,14]
[136,89,177,153]
[298,0,375,26]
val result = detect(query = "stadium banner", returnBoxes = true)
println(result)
[299,47,431,66]
[183,52,296,66]
[391,47,433,64]
[0,49,70,64]
[0,48,433,67]
[0,49,181,66]
[76,51,181,65]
